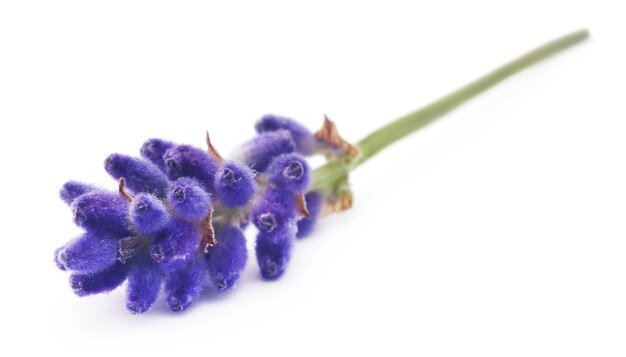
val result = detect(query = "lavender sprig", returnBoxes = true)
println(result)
[54,29,588,313]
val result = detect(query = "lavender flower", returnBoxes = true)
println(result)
[140,138,176,172]
[59,181,98,205]
[214,161,256,208]
[255,114,315,155]
[105,154,170,198]
[167,177,212,220]
[56,231,119,273]
[236,130,296,172]
[52,29,589,313]
[163,144,219,193]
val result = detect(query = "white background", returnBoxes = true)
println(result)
[1,1,624,356]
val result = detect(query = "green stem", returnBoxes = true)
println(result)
[312,29,589,191]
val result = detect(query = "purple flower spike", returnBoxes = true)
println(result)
[256,229,294,280]
[165,255,206,312]
[130,193,169,236]
[71,191,130,237]
[150,218,200,270]
[251,189,297,234]
[206,225,248,292]
[69,261,130,297]
[238,130,296,172]
[163,144,219,193]
[104,154,170,198]
[255,114,315,155]
[296,191,323,239]
[214,161,256,208]
[140,138,176,173]
[167,177,212,221]
[126,254,163,314]
[59,181,99,206]
[57,232,118,273]
[266,153,311,193]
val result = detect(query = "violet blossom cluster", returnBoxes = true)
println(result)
[55,115,330,314]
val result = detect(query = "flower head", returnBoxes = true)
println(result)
[54,116,336,313]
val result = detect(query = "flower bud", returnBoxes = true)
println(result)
[71,191,130,236]
[126,254,163,314]
[167,177,212,220]
[255,114,315,155]
[165,256,206,312]
[163,144,219,193]
[266,153,311,193]
[69,261,129,297]
[206,225,247,292]
[59,181,98,206]
[140,138,176,173]
[129,193,169,236]
[255,229,293,280]
[105,154,170,198]
[214,161,256,208]
[237,130,296,172]
[57,231,118,273]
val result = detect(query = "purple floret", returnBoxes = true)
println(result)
[105,153,170,198]
[251,188,297,234]
[255,229,294,280]
[266,153,311,193]
[69,261,130,297]
[71,191,131,237]
[206,225,248,292]
[238,130,296,172]
[59,181,99,206]
[165,255,206,312]
[140,138,176,173]
[150,218,200,271]
[130,193,169,236]
[126,253,163,314]
[214,161,256,208]
[296,191,323,239]
[167,177,211,221]
[163,144,219,193]
[57,231,118,273]
[255,114,315,155]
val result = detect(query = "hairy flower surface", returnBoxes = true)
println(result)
[55,115,327,313]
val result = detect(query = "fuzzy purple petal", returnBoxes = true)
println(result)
[104,154,170,198]
[251,188,297,234]
[167,177,211,221]
[256,229,294,280]
[59,181,99,206]
[165,255,206,312]
[57,231,118,273]
[69,261,129,297]
[206,225,248,291]
[163,145,219,193]
[214,161,256,208]
[238,130,296,172]
[266,153,311,193]
[129,193,169,236]
[140,138,176,173]
[255,114,315,155]
[71,191,131,236]
[126,253,163,314]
